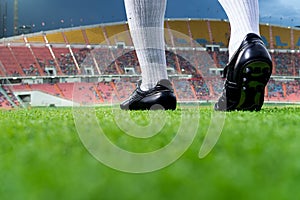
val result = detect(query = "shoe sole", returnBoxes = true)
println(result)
[236,61,272,111]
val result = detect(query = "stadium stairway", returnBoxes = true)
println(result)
[0,85,20,108]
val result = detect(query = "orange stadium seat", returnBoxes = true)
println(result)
[92,48,122,74]
[57,83,74,100]
[9,37,25,43]
[272,26,291,49]
[163,21,173,47]
[167,20,190,37]
[114,80,135,101]
[11,46,43,76]
[52,47,78,75]
[11,84,31,92]
[190,78,211,100]
[27,35,45,43]
[285,80,300,102]
[0,68,6,77]
[46,32,66,44]
[104,23,132,46]
[71,47,101,75]
[31,45,63,75]
[0,46,24,76]
[259,24,271,48]
[64,29,86,44]
[267,80,285,101]
[293,28,300,48]
[166,20,191,47]
[207,77,223,98]
[209,20,230,47]
[31,46,54,65]
[96,82,118,103]
[30,84,61,97]
[0,92,12,109]
[173,79,197,101]
[189,19,210,46]
[84,26,106,45]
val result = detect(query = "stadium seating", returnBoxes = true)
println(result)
[173,79,197,101]
[104,24,132,46]
[29,83,61,97]
[10,46,44,76]
[94,47,128,74]
[189,20,210,46]
[272,26,291,49]
[0,46,24,76]
[0,19,300,109]
[84,26,106,45]
[1,85,20,108]
[267,80,285,101]
[2,19,300,50]
[96,82,119,103]
[64,29,86,44]
[11,84,31,92]
[260,25,271,48]
[52,47,78,75]
[27,35,45,43]
[209,20,230,47]
[166,20,191,47]
[114,80,135,101]
[46,32,66,44]
[31,45,61,75]
[0,94,12,108]
[1,77,300,109]
[206,77,223,99]
[56,83,74,100]
[0,87,11,108]
[285,80,300,102]
[72,82,102,104]
[74,47,102,75]
[295,29,300,48]
[215,51,228,68]
[189,78,210,100]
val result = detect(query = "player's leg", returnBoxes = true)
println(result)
[215,0,273,111]
[120,0,176,110]
[220,0,260,59]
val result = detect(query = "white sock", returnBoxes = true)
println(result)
[124,0,168,91]
[218,0,260,60]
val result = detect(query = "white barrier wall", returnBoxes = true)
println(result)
[14,91,79,107]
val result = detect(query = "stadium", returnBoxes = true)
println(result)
[0,19,300,107]
[1,0,300,200]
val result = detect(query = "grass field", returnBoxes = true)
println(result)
[0,105,300,200]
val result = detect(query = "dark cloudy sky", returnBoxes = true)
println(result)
[2,0,300,36]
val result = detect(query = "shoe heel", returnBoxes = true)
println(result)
[156,94,177,110]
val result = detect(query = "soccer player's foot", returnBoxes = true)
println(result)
[120,79,177,110]
[215,33,273,111]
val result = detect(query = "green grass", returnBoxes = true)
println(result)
[0,105,300,200]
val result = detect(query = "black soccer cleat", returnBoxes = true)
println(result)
[215,33,273,111]
[120,79,177,110]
